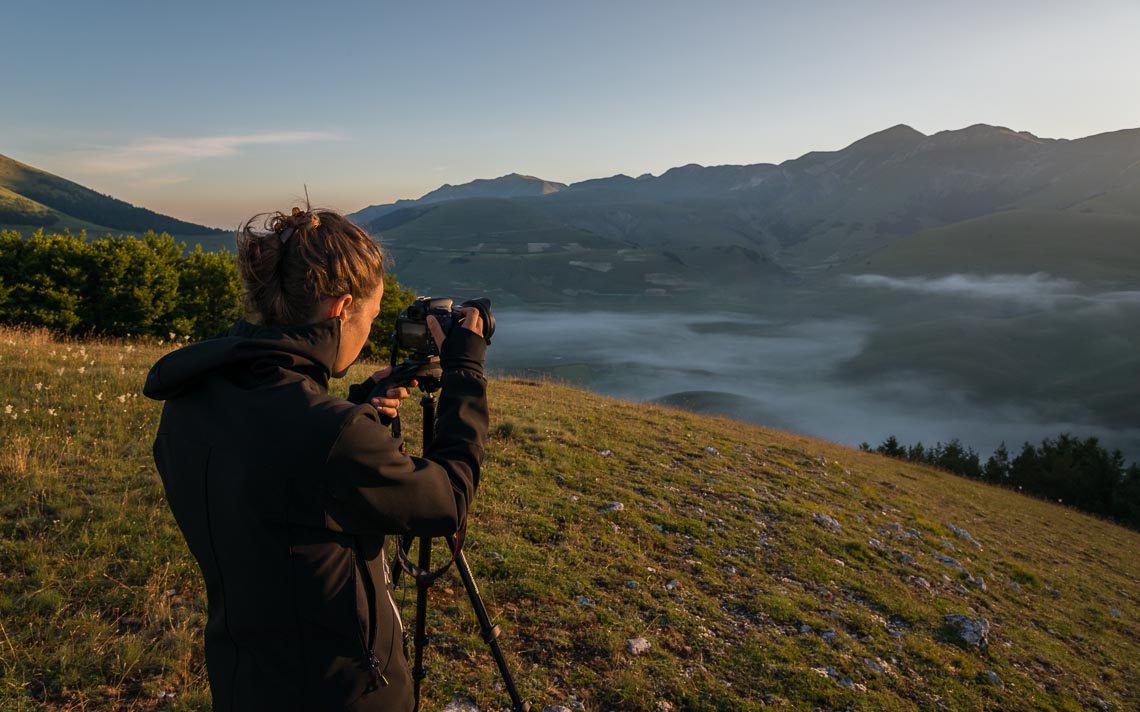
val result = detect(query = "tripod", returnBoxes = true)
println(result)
[380,363,530,712]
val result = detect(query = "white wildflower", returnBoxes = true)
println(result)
[4,405,11,414]
[117,395,127,404]
[48,408,57,416]
[9,413,16,420]
[57,367,65,376]
[169,332,176,341]
[35,383,43,391]
[96,393,103,401]
[78,366,86,374]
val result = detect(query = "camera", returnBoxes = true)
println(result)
[394,296,495,358]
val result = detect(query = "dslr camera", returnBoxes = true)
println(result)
[394,296,495,357]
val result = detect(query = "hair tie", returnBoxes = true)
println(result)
[274,207,321,243]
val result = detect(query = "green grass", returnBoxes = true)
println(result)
[1,327,1138,710]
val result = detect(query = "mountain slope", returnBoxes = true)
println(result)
[352,173,567,224]
[0,152,223,236]
[350,123,1140,288]
[2,327,1137,711]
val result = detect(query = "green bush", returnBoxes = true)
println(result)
[0,230,416,348]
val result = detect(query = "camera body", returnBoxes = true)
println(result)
[394,296,495,358]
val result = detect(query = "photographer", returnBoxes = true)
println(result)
[143,207,488,711]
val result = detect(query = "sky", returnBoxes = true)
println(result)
[4,0,1139,229]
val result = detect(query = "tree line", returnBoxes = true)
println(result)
[861,434,1140,529]
[0,229,415,360]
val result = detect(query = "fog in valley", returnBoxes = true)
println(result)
[486,274,1140,462]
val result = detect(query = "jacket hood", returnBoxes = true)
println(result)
[143,318,342,401]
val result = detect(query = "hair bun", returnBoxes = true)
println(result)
[273,207,321,243]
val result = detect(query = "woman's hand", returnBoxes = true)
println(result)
[427,307,483,350]
[366,366,416,420]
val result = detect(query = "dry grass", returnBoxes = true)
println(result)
[1,326,1138,710]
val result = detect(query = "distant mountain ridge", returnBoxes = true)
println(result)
[349,122,1140,305]
[352,172,566,224]
[0,153,223,237]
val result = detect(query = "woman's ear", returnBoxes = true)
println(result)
[328,294,353,320]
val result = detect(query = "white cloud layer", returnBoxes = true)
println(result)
[70,131,340,173]
[849,273,1081,307]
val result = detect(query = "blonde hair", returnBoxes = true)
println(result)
[236,206,384,325]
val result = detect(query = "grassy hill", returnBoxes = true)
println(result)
[0,153,223,240]
[847,210,1140,286]
[1,326,1137,710]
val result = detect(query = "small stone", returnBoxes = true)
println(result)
[799,624,813,634]
[1109,608,1122,619]
[575,596,595,607]
[973,576,987,592]
[984,671,1005,688]
[665,579,681,591]
[813,513,841,531]
[597,449,614,457]
[944,614,990,649]
[543,707,572,712]
[897,553,915,565]
[703,446,720,456]
[947,523,982,548]
[868,537,885,550]
[624,580,639,589]
[443,697,482,712]
[863,657,890,674]
[600,502,624,512]
[626,637,651,655]
[1009,581,1022,592]
[941,540,956,551]
[822,628,838,644]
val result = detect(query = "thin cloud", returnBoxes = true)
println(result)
[69,131,341,173]
[849,273,1079,307]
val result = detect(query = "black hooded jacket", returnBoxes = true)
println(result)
[143,318,488,711]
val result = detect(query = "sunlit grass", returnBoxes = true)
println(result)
[1,326,1138,710]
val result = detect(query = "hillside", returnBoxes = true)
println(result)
[1,326,1137,711]
[0,153,223,239]
[344,123,1140,306]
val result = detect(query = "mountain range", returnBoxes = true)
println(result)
[350,123,1140,303]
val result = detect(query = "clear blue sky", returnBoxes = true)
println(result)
[4,0,1138,228]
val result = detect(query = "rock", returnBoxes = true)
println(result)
[575,595,595,607]
[984,670,1005,688]
[703,446,720,456]
[863,657,890,674]
[944,614,990,649]
[941,540,956,551]
[626,637,651,655]
[868,537,886,550]
[972,576,987,592]
[813,513,841,531]
[932,552,968,573]
[665,579,681,591]
[947,523,982,548]
[543,707,572,712]
[597,449,614,457]
[799,624,813,634]
[600,501,624,512]
[443,697,482,712]
[624,580,639,589]
[822,628,838,644]
[897,553,915,565]
[1009,581,1022,593]
[1109,608,1122,619]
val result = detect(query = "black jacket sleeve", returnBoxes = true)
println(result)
[323,329,488,536]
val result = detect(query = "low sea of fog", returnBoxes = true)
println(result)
[486,307,1140,461]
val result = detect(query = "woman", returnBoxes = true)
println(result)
[143,207,488,711]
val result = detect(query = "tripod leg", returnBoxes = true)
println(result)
[454,550,531,712]
[411,536,432,712]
